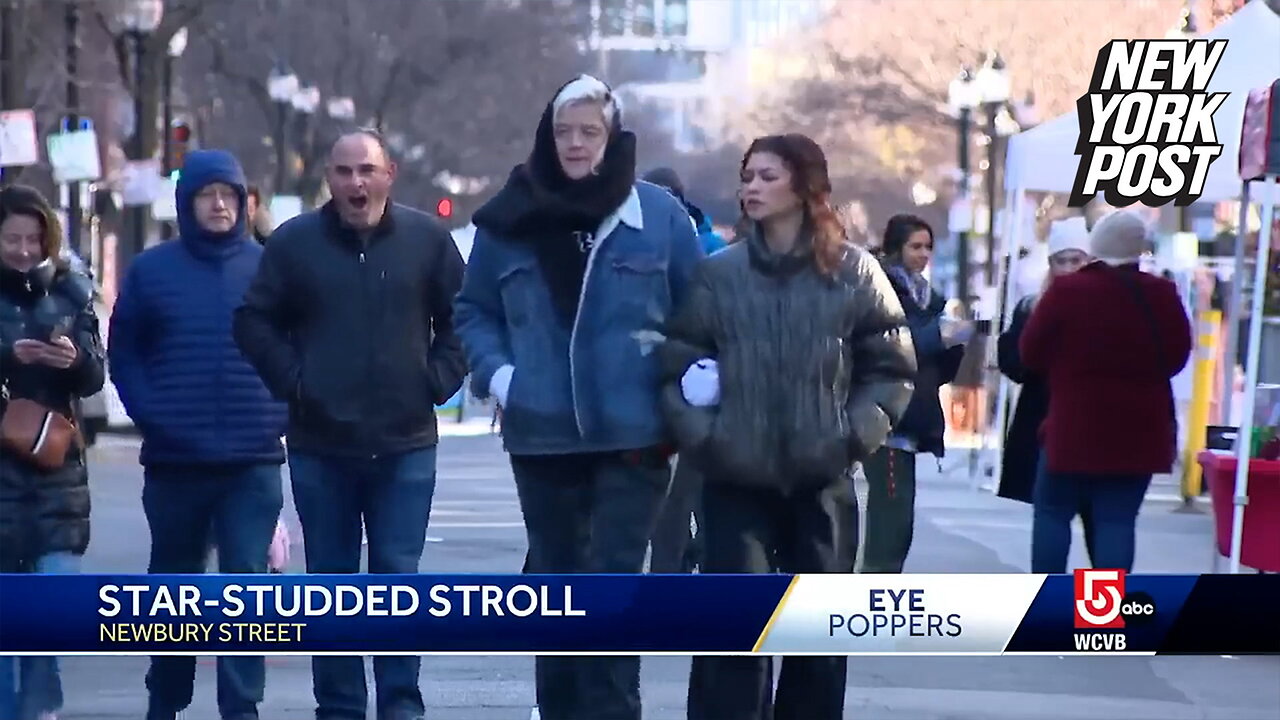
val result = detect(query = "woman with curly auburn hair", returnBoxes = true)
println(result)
[659,133,916,719]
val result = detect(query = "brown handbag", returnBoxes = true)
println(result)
[0,393,79,472]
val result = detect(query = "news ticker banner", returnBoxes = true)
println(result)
[0,573,1276,656]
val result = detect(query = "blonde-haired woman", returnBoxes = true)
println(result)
[454,74,703,720]
[0,184,105,720]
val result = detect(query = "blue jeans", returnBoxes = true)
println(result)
[1031,455,1151,573]
[141,463,283,719]
[288,446,437,720]
[0,552,81,720]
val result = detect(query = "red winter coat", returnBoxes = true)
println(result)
[1020,262,1192,475]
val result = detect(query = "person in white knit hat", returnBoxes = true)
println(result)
[997,216,1097,560]
[1018,209,1192,573]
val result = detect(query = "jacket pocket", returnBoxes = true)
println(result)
[610,255,669,320]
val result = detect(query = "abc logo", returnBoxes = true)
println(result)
[1120,591,1157,626]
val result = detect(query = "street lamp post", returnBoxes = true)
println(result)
[976,51,1011,286]
[267,65,299,196]
[161,26,186,176]
[111,0,164,282]
[948,66,979,309]
[64,1,84,256]
[291,85,320,197]
[159,26,186,240]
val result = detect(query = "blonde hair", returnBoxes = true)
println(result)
[552,75,621,126]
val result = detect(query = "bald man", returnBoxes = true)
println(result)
[234,130,466,720]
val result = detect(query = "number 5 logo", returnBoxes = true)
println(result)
[1074,569,1126,629]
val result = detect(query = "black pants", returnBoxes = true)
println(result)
[142,463,283,720]
[511,451,670,720]
[861,446,916,573]
[650,455,703,573]
[688,473,857,720]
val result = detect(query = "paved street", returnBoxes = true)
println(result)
[54,429,1280,719]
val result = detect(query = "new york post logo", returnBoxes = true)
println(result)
[1074,569,1126,629]
[1069,39,1229,208]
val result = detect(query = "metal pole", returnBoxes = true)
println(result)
[120,28,148,282]
[1228,174,1276,574]
[1221,182,1252,424]
[985,105,998,285]
[274,101,289,196]
[957,107,971,310]
[159,52,173,240]
[65,1,83,257]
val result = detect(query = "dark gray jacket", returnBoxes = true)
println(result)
[659,233,916,489]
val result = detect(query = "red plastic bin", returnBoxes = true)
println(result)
[1197,450,1280,572]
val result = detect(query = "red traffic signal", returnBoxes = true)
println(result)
[171,122,192,143]
[436,197,453,218]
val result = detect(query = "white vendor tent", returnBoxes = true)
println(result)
[989,0,1280,574]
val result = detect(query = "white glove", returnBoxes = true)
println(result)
[490,365,514,407]
[681,359,720,407]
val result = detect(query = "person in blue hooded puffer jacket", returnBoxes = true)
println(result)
[107,150,287,720]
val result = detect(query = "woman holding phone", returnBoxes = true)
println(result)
[0,184,105,720]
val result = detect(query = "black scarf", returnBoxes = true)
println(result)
[473,78,636,324]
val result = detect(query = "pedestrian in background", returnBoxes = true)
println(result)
[660,134,915,720]
[639,166,716,574]
[0,184,105,720]
[245,185,271,245]
[454,75,702,720]
[1020,210,1191,573]
[642,167,726,256]
[234,130,466,720]
[108,151,288,720]
[997,217,1098,563]
[861,214,971,574]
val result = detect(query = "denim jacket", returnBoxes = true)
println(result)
[454,182,704,455]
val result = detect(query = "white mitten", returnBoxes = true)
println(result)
[490,365,514,407]
[681,359,720,407]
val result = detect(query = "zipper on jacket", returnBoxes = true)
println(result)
[358,248,378,457]
[215,262,227,453]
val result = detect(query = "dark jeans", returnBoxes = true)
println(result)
[650,455,703,574]
[861,446,916,573]
[688,473,857,720]
[142,463,284,719]
[511,451,670,720]
[1031,456,1151,573]
[288,446,437,720]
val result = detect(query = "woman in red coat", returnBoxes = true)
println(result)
[1020,210,1192,573]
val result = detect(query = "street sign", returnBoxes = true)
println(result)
[121,160,164,206]
[47,128,103,183]
[269,195,304,228]
[151,173,179,221]
[0,109,39,168]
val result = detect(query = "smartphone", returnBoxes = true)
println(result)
[27,317,73,341]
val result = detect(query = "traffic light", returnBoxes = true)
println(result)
[169,121,192,171]
[436,197,453,219]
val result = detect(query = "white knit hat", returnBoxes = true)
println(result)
[1046,217,1089,257]
[1089,210,1149,266]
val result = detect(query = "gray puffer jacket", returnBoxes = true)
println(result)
[659,231,916,489]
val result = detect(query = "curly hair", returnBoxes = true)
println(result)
[739,134,848,276]
[0,184,66,270]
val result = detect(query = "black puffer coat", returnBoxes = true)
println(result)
[659,230,916,489]
[996,295,1046,503]
[0,262,105,570]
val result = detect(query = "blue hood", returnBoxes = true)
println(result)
[176,150,250,258]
